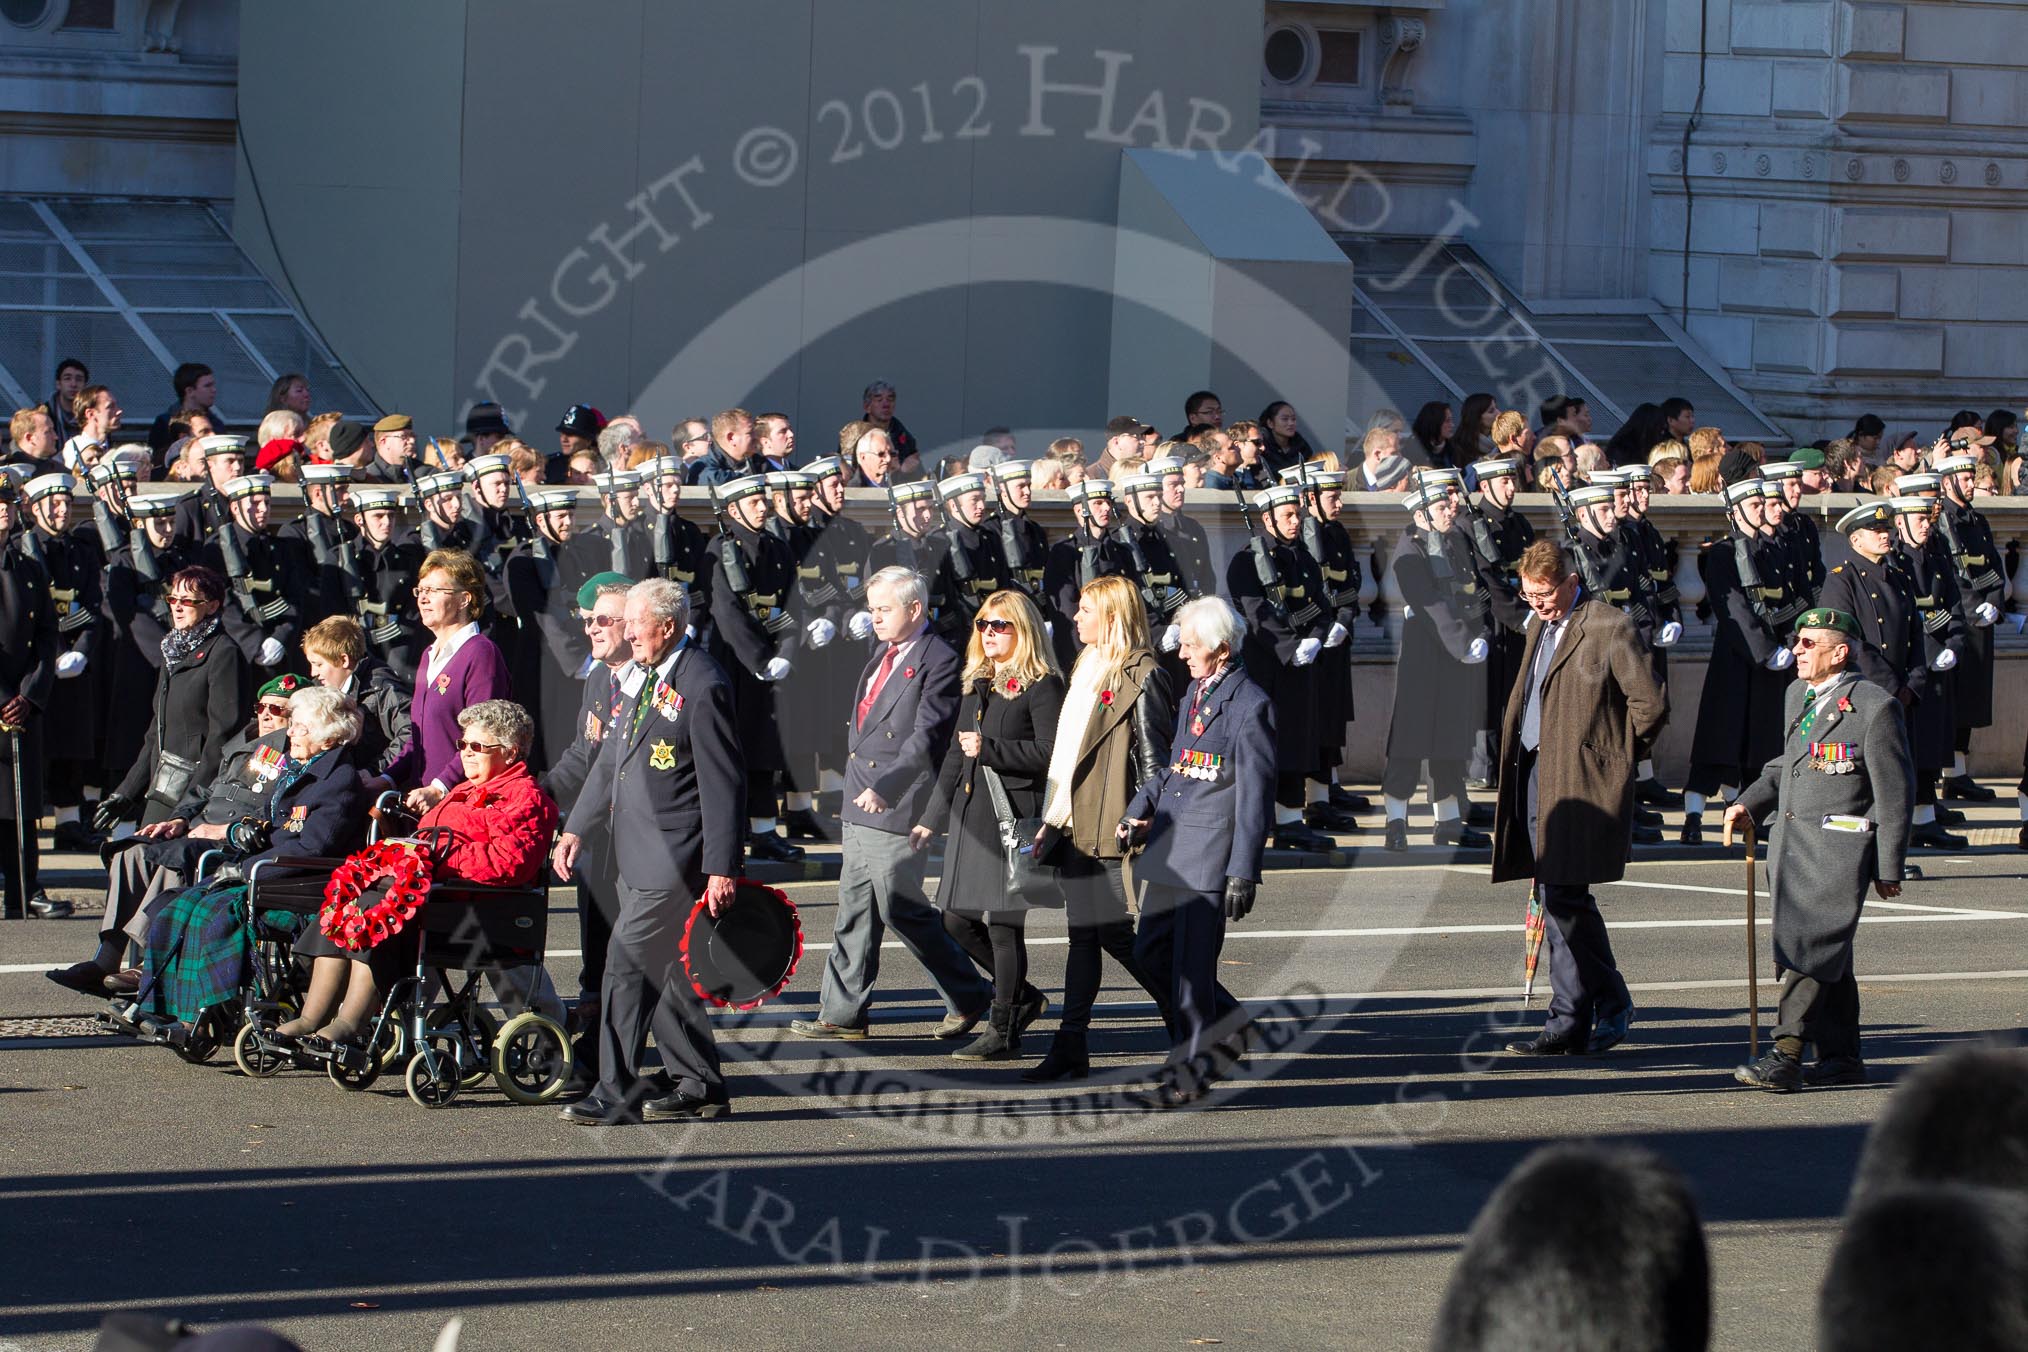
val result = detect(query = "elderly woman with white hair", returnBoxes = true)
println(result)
[281,698,560,1046]
[1118,595,1273,1105]
[122,686,372,1032]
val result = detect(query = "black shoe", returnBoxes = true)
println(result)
[1934,804,1965,826]
[1328,787,1373,812]
[1465,801,1494,827]
[642,1090,732,1121]
[1803,1055,1867,1087]
[1634,806,1663,829]
[1022,1029,1090,1082]
[1587,1005,1633,1054]
[2018,823,2028,852]
[1504,1031,1584,1056]
[1272,823,1333,853]
[1679,815,1704,846]
[1432,820,1489,849]
[559,1095,641,1125]
[746,831,807,863]
[1631,824,1664,846]
[1636,778,1684,808]
[1909,822,1968,851]
[780,808,836,842]
[1383,818,1408,853]
[1303,804,1358,833]
[951,1002,1018,1061]
[46,961,108,994]
[51,820,100,853]
[1941,775,1997,802]
[1733,1048,1802,1092]
[27,891,73,919]
[1013,986,1049,1033]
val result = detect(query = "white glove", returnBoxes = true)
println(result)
[846,611,874,641]
[1929,648,1957,672]
[257,637,286,667]
[763,656,792,682]
[805,618,836,648]
[1402,603,1415,620]
[1323,621,1349,649]
[54,651,86,679]
[1464,636,1489,665]
[1044,620,1054,639]
[1765,646,1794,672]
[1160,623,1182,652]
[1292,637,1322,667]
[1974,602,1999,627]
[1657,621,1682,648]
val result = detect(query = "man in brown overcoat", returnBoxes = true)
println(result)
[1492,538,1667,1056]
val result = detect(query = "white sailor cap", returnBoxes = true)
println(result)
[803,456,844,482]
[416,470,464,498]
[1567,483,1615,509]
[351,487,402,511]
[1759,460,1804,481]
[1835,501,1895,534]
[889,480,937,506]
[764,471,814,493]
[1416,467,1466,490]
[1402,484,1446,513]
[299,463,353,486]
[937,473,986,502]
[988,459,1031,484]
[1121,471,1164,495]
[1933,453,1980,475]
[85,460,136,489]
[1721,479,1764,508]
[1473,457,1524,481]
[715,476,770,508]
[1888,495,1935,517]
[1892,472,1941,495]
[192,434,251,461]
[464,453,513,482]
[127,491,187,520]
[222,474,274,501]
[24,472,77,502]
[1067,478,1113,505]
[1254,483,1301,512]
[526,487,579,511]
[591,470,641,493]
[1611,463,1654,483]
[643,456,687,482]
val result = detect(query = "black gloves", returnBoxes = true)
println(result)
[1116,817,1149,849]
[1222,876,1256,921]
[92,793,138,834]
[225,817,272,859]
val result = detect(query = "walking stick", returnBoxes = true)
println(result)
[4,722,25,922]
[1724,812,1759,1056]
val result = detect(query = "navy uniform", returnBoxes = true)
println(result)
[705,475,806,863]
[639,456,714,646]
[764,470,844,840]
[1889,495,1969,850]
[1683,480,1804,844]
[0,490,57,916]
[1286,462,1362,829]
[463,453,532,621]
[1227,482,1336,853]
[413,470,481,556]
[278,463,358,626]
[19,473,107,841]
[101,493,195,798]
[169,435,242,548]
[928,472,1016,651]
[800,457,868,806]
[865,481,953,615]
[1380,480,1492,851]
[1149,455,1215,606]
[1605,466,1685,809]
[503,487,596,770]
[585,470,652,579]
[200,474,310,676]
[560,625,746,1123]
[986,461,1052,607]
[1465,458,1534,793]
[1042,479,1135,669]
[349,487,428,681]
[1931,452,2005,799]
[1766,460,1827,596]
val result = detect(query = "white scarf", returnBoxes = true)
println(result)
[1041,650,1115,828]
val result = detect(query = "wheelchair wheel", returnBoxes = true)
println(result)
[176,1005,236,1065]
[491,1012,573,1104]
[404,1035,462,1109]
[233,1022,288,1078]
[375,1018,409,1072]
[428,1002,496,1090]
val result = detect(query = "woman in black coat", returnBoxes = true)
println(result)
[95,565,250,833]
[911,590,1064,1061]
[1257,401,1316,478]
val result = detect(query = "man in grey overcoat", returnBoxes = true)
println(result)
[1726,606,1912,1092]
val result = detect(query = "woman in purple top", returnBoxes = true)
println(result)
[371,549,513,809]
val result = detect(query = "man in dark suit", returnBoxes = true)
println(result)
[1122,595,1275,1105]
[790,565,994,1040]
[554,578,746,1124]
[1493,539,1666,1058]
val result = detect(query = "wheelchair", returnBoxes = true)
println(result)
[228,793,573,1109]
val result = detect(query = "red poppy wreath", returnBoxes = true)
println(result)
[319,841,433,951]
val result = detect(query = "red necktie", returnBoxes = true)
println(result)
[856,644,899,729]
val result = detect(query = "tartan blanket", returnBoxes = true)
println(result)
[134,881,250,1024]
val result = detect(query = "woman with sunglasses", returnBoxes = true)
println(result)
[92,565,250,839]
[910,590,1064,1060]
[284,699,559,1045]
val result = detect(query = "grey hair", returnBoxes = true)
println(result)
[863,380,896,402]
[865,565,926,612]
[596,421,641,464]
[853,426,893,460]
[1175,595,1243,654]
[630,576,690,630]
[591,580,634,605]
[288,685,362,750]
[458,698,534,756]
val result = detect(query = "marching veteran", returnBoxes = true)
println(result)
[1725,607,1912,1093]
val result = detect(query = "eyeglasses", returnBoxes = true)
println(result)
[257,702,292,718]
[457,739,508,754]
[1793,636,1843,651]
[582,613,622,628]
[974,617,1015,634]
[166,594,209,606]
[413,586,461,599]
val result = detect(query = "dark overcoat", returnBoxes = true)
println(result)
[917,672,1064,918]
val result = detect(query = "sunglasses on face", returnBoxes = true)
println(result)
[1793,635,1844,651]
[973,617,1015,635]
[166,594,208,606]
[257,702,292,718]
[457,739,508,754]
[582,613,622,628]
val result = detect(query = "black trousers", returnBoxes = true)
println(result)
[745,771,778,820]
[1381,755,1466,804]
[1523,749,1630,1041]
[0,817,38,915]
[573,834,620,1003]
[598,881,724,1104]
[1774,969,1860,1059]
[1135,881,1241,1069]
[1056,851,1167,1034]
[943,910,1029,1004]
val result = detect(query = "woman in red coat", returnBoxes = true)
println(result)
[281,699,559,1044]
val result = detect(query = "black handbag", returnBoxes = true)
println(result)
[978,765,1062,909]
[145,750,201,811]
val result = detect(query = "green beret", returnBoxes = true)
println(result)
[1786,448,1826,471]
[576,571,634,611]
[1794,607,1859,638]
[257,672,305,701]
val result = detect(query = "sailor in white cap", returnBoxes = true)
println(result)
[1117,468,1194,651]
[411,468,475,553]
[463,450,530,574]
[866,479,948,614]
[762,469,846,842]
[1044,477,1135,656]
[796,455,869,807]
[348,485,427,679]
[18,472,104,862]
[0,476,66,913]
[928,471,1016,650]
[586,467,648,577]
[1465,456,1537,796]
[1282,461,1365,828]
[986,460,1052,607]
[205,473,303,672]
[278,460,357,623]
[170,433,250,547]
[1599,465,1685,813]
[1930,450,2005,807]
[1888,495,1970,851]
[634,452,712,644]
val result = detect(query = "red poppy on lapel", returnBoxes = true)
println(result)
[1100,690,1114,706]
[903,666,915,679]
[1837,695,1853,713]
[1005,677,1021,694]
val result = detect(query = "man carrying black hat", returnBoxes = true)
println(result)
[1727,606,1910,1091]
